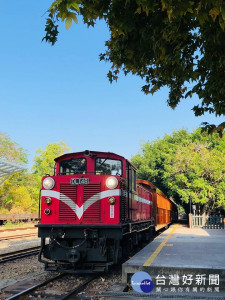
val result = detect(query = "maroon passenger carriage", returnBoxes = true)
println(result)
[37,150,164,273]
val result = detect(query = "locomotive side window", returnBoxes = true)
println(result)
[128,165,136,192]
[131,168,136,192]
[95,158,122,175]
[59,158,87,175]
[132,169,136,192]
[129,168,132,190]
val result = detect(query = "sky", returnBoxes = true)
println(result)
[0,1,224,169]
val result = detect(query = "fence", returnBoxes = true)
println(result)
[191,214,225,229]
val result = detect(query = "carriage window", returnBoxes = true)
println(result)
[95,158,122,175]
[59,158,87,175]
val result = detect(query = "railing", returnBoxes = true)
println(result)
[191,214,225,229]
[192,214,204,227]
[204,215,225,229]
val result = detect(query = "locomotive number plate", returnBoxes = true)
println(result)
[71,178,89,185]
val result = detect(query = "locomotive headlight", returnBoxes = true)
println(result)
[106,176,118,189]
[43,177,55,190]
[108,197,116,205]
[44,197,52,205]
[44,208,51,215]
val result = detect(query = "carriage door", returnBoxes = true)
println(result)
[127,162,136,221]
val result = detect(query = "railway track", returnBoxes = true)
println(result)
[4,273,100,300]
[0,227,36,233]
[60,274,100,300]
[0,246,40,263]
[0,233,37,241]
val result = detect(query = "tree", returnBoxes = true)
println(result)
[0,138,71,214]
[0,133,31,213]
[0,132,27,164]
[132,129,225,213]
[10,186,33,213]
[164,143,225,213]
[43,0,225,127]
[32,141,71,177]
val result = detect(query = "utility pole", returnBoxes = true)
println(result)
[189,195,192,214]
[189,195,192,228]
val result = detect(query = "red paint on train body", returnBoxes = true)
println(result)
[137,180,177,230]
[40,151,153,226]
[37,151,176,273]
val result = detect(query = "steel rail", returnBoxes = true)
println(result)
[0,246,40,263]
[6,273,65,300]
[60,273,100,300]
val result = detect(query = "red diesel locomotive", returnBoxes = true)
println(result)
[37,150,177,273]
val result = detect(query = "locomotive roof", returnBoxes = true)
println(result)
[55,150,131,164]
[55,151,137,169]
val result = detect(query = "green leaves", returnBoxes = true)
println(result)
[42,17,59,45]
[201,122,225,137]
[0,133,36,214]
[0,133,74,214]
[70,12,78,23]
[65,17,72,29]
[43,0,225,122]
[222,3,225,20]
[0,132,27,164]
[44,0,80,35]
[132,128,225,213]
[209,8,219,22]
[32,141,71,176]
[65,13,78,29]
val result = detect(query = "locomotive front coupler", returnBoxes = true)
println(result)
[85,228,98,239]
[49,228,64,249]
[52,229,89,250]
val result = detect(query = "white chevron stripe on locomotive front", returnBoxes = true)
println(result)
[42,189,121,219]
[84,189,120,210]
[41,189,151,219]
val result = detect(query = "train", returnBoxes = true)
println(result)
[37,150,177,273]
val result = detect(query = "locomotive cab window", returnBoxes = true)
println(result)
[95,158,122,175]
[59,158,87,175]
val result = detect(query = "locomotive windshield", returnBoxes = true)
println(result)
[59,158,87,175]
[95,158,122,175]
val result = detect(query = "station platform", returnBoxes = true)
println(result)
[122,224,225,295]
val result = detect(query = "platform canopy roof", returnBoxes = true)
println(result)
[0,159,26,185]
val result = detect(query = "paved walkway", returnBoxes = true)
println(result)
[122,224,225,296]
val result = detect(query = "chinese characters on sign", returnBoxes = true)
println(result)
[155,274,219,293]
